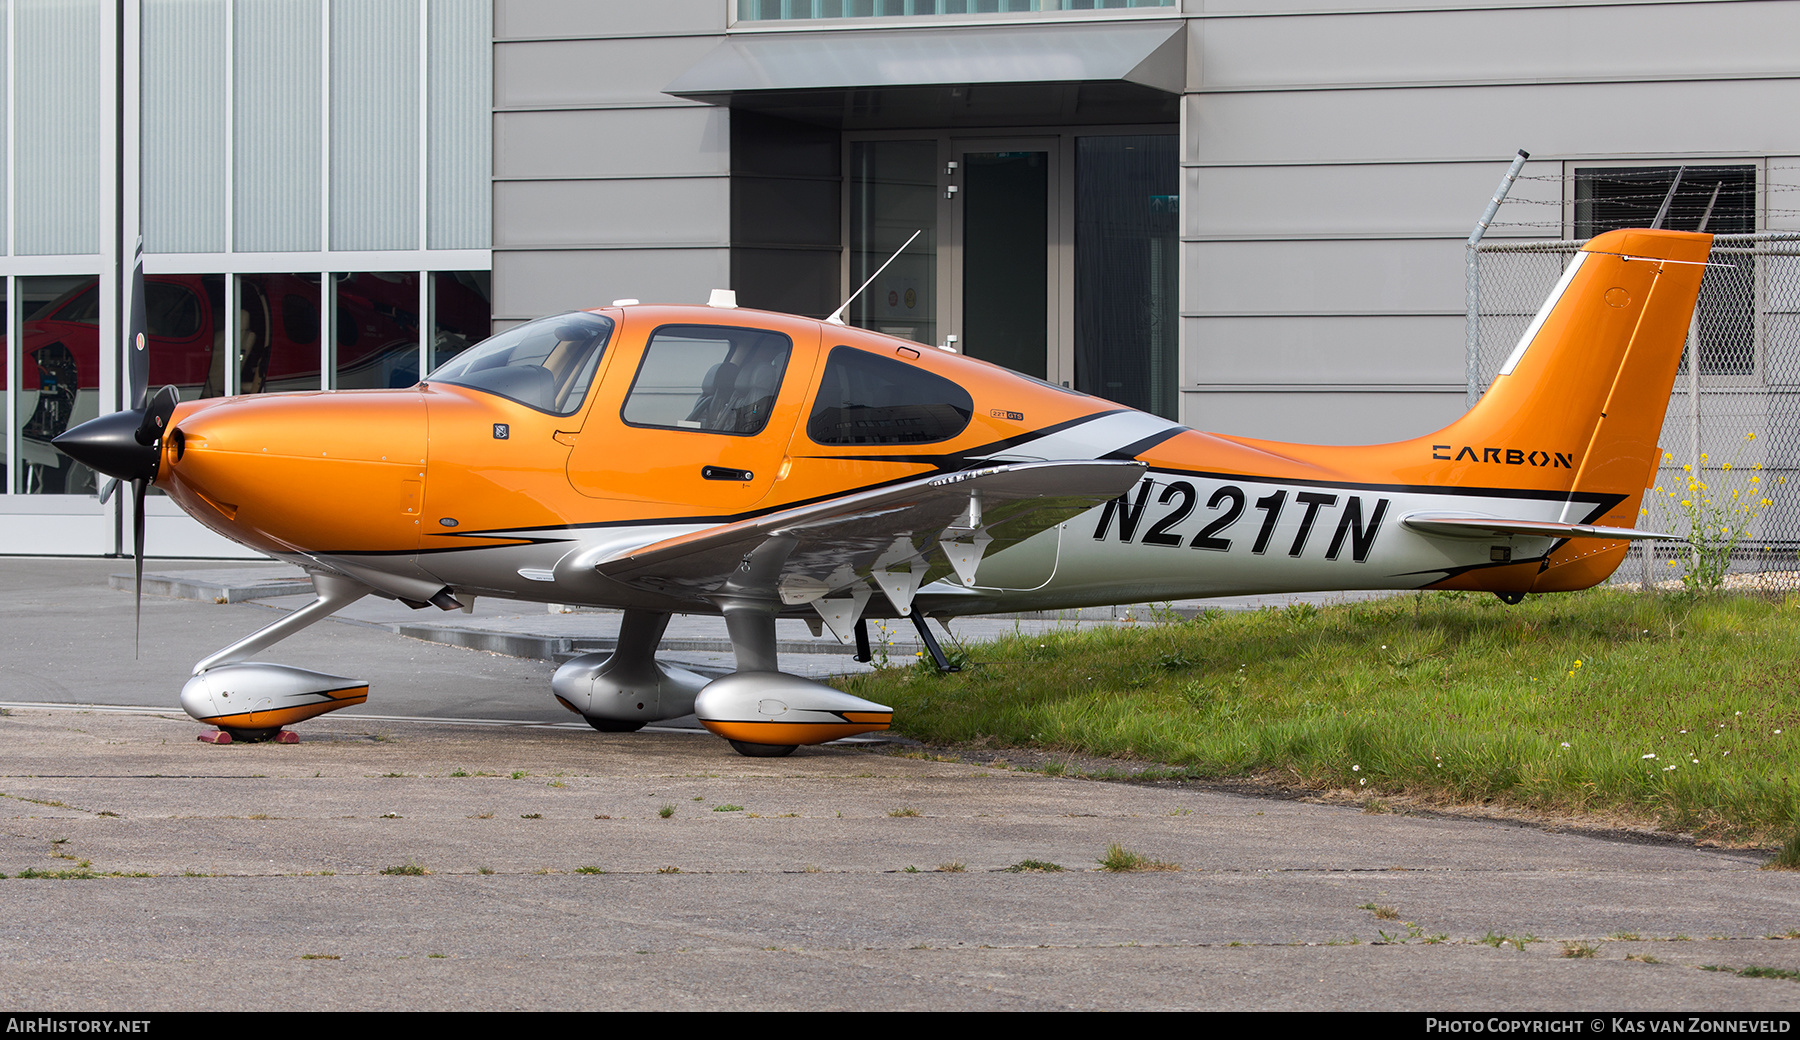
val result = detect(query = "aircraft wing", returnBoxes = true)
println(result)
[594,459,1147,609]
[1400,512,1682,542]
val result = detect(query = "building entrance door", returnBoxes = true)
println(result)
[946,139,1062,384]
[844,129,1175,417]
[845,135,1067,384]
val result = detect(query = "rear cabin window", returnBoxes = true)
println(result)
[621,325,792,436]
[807,346,974,446]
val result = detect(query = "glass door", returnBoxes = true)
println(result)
[844,130,1179,420]
[947,138,1063,384]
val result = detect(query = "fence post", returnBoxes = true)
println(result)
[1466,150,1530,409]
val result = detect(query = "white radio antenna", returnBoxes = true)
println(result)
[825,229,922,326]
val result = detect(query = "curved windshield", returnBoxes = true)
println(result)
[425,312,612,416]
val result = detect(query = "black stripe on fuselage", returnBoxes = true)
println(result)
[319,434,1625,559]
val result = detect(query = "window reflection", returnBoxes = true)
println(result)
[238,274,322,393]
[334,271,421,389]
[431,270,492,371]
[5,267,490,493]
[15,276,101,493]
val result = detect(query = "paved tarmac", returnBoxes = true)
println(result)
[3,557,1800,1010]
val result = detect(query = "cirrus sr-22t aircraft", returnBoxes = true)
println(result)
[55,228,1709,756]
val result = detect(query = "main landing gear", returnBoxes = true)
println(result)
[555,605,893,757]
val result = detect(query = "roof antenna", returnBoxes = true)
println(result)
[825,229,922,327]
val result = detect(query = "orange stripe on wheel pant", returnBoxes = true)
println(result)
[698,718,891,746]
[197,689,369,730]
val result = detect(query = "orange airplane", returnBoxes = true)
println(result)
[55,228,1709,755]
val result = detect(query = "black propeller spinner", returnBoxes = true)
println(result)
[49,237,175,655]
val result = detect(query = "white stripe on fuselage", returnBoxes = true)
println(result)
[969,470,1596,607]
[975,410,1182,463]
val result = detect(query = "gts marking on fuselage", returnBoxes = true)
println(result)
[1432,445,1574,467]
[1092,478,1390,563]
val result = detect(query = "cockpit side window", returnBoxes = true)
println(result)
[621,325,792,436]
[425,312,613,416]
[806,345,974,446]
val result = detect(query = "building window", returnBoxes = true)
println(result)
[1574,165,1756,376]
[737,0,1172,21]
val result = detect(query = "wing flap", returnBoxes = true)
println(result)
[596,460,1146,604]
[1401,511,1680,542]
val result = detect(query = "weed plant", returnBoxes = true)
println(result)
[1651,435,1783,593]
[835,588,1800,842]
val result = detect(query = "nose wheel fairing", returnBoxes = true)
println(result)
[180,572,375,740]
[180,662,369,733]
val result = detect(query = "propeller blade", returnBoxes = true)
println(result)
[97,477,119,505]
[126,237,148,411]
[133,477,146,659]
[134,384,179,447]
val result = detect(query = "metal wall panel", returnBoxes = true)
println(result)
[495,0,726,39]
[330,0,419,251]
[494,108,730,180]
[493,177,729,248]
[428,0,493,250]
[1184,160,1562,240]
[1183,79,1800,167]
[1186,0,1686,14]
[1183,238,1465,316]
[496,36,723,108]
[1191,2,1800,91]
[0,500,110,555]
[234,0,322,253]
[494,248,731,321]
[1184,389,1466,445]
[16,0,100,256]
[1183,314,1465,384]
[144,0,226,254]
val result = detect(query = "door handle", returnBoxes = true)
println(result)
[702,466,754,482]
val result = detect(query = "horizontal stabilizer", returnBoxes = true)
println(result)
[1401,512,1681,542]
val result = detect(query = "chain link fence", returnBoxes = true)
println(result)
[1472,232,1800,587]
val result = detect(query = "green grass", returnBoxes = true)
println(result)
[1703,965,1800,981]
[1097,842,1178,872]
[380,862,429,876]
[1764,828,1800,870]
[834,589,1800,842]
[1003,859,1065,873]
